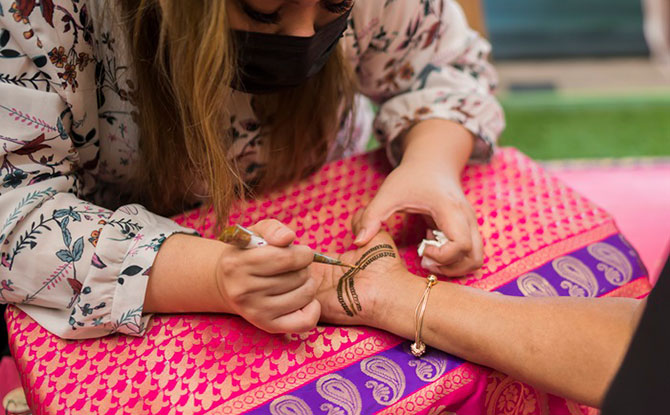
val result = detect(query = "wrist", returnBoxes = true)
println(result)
[367,271,426,338]
[145,234,232,314]
[211,243,237,315]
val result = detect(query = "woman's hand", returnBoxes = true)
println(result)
[314,228,416,327]
[215,219,321,334]
[354,120,483,277]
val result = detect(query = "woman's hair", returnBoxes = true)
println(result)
[119,0,356,229]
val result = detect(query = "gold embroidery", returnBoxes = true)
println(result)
[270,396,314,415]
[587,242,633,286]
[603,277,651,298]
[485,373,549,415]
[316,374,362,415]
[360,356,406,405]
[552,256,598,297]
[407,350,448,382]
[469,223,617,291]
[516,273,558,297]
[208,333,400,414]
[8,147,654,415]
[376,365,479,415]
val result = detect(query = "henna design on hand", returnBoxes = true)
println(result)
[354,244,394,266]
[336,244,396,317]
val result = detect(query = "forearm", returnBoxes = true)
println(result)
[144,233,230,314]
[373,275,643,407]
[400,119,475,177]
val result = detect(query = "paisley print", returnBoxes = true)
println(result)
[360,356,406,405]
[517,272,559,297]
[270,396,314,415]
[316,374,362,415]
[588,242,633,286]
[552,256,599,297]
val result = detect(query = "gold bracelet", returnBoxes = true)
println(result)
[410,274,438,357]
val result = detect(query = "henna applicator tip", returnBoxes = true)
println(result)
[220,225,355,269]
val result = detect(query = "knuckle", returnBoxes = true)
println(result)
[290,270,309,288]
[472,253,484,269]
[218,255,240,278]
[461,241,473,253]
[439,248,459,263]
[454,240,472,254]
[290,319,316,334]
[300,276,317,296]
[244,307,264,324]
[472,258,483,270]
[230,288,255,307]
[263,322,282,334]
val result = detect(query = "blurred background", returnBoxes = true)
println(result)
[458,0,670,281]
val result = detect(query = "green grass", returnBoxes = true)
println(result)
[499,92,670,159]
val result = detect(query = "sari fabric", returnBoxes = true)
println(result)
[6,148,651,414]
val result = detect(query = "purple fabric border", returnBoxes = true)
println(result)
[247,233,647,414]
[496,233,647,297]
[247,343,464,414]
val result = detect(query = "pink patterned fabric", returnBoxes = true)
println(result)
[6,148,650,414]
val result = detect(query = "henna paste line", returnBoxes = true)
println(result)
[336,244,397,317]
[348,276,362,312]
[344,276,358,315]
[358,251,396,270]
[339,266,360,316]
[336,275,355,317]
[355,244,394,266]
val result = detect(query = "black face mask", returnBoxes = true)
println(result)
[232,8,351,94]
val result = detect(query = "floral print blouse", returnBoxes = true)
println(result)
[0,0,504,339]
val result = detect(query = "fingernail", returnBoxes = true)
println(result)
[354,228,367,245]
[274,227,291,240]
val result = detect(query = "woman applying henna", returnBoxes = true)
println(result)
[0,0,502,338]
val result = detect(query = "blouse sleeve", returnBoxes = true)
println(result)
[348,0,505,165]
[0,0,196,339]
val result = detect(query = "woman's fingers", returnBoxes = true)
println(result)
[353,192,396,246]
[468,213,484,269]
[241,244,314,276]
[422,208,472,264]
[249,218,296,247]
[269,299,322,334]
[260,268,311,296]
[263,277,321,333]
[434,226,483,276]
[421,203,483,276]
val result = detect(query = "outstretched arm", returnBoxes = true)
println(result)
[315,231,645,408]
[371,274,644,408]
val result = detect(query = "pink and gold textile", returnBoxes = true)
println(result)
[6,148,651,414]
